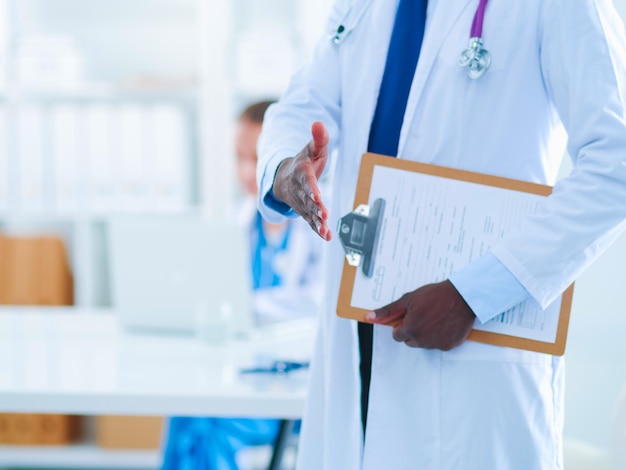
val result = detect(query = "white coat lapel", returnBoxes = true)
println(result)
[398,0,474,156]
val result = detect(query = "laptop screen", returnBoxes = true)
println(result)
[108,215,253,336]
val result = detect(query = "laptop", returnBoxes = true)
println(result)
[108,215,254,336]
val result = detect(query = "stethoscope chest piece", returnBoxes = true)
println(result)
[459,37,491,79]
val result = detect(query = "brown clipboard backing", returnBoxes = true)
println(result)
[337,152,573,356]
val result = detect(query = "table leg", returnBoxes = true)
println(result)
[268,419,296,470]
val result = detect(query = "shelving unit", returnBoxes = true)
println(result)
[0,0,332,308]
[0,0,203,308]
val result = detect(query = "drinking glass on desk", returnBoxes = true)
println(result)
[194,301,234,345]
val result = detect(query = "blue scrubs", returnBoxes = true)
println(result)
[162,214,296,469]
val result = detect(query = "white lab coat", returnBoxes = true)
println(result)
[239,198,324,325]
[257,0,626,469]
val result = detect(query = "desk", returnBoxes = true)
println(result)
[0,307,314,417]
[0,307,315,468]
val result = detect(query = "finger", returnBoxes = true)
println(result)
[365,298,406,325]
[319,219,332,241]
[294,178,326,221]
[306,216,331,241]
[310,122,329,160]
[299,171,326,212]
[305,204,331,239]
[296,171,331,236]
[401,338,420,348]
[292,182,332,241]
[391,323,414,345]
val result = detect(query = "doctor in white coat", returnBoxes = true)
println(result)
[257,0,626,469]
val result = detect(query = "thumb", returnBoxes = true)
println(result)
[365,298,406,325]
[309,121,329,179]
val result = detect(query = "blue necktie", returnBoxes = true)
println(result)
[360,0,428,433]
[368,0,428,156]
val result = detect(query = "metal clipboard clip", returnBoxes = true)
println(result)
[337,198,385,278]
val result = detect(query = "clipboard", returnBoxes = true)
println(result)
[337,152,573,356]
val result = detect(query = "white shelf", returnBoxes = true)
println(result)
[0,442,297,470]
[0,207,201,222]
[6,85,198,103]
[0,443,159,469]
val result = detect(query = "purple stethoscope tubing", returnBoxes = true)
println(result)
[470,0,489,38]
[459,0,492,79]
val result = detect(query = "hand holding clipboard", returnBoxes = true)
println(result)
[337,153,573,356]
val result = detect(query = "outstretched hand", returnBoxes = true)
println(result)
[272,122,331,241]
[366,280,476,351]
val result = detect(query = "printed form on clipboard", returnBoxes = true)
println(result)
[337,153,573,356]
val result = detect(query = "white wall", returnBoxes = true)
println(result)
[562,0,626,450]
[616,0,626,22]
[13,0,198,83]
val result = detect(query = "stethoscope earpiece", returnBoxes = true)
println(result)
[332,25,345,44]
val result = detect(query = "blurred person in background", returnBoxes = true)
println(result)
[160,100,323,469]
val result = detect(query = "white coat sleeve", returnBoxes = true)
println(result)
[490,0,626,309]
[449,253,530,324]
[256,0,348,224]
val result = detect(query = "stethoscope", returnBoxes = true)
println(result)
[458,0,491,79]
[331,0,492,80]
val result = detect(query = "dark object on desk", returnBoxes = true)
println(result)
[239,360,310,374]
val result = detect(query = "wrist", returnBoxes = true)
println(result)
[273,157,294,205]
[445,280,476,319]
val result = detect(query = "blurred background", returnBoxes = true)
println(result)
[0,0,332,468]
[0,0,625,469]
[0,0,332,309]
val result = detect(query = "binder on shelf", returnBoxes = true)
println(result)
[0,235,7,303]
[37,414,81,445]
[16,105,46,212]
[0,105,7,211]
[118,105,149,210]
[85,104,115,210]
[16,34,85,91]
[7,414,39,445]
[0,414,10,443]
[0,0,6,91]
[0,235,73,306]
[51,105,80,211]
[5,237,41,306]
[0,413,80,445]
[235,30,296,96]
[96,416,163,450]
[152,104,188,210]
[39,237,74,306]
